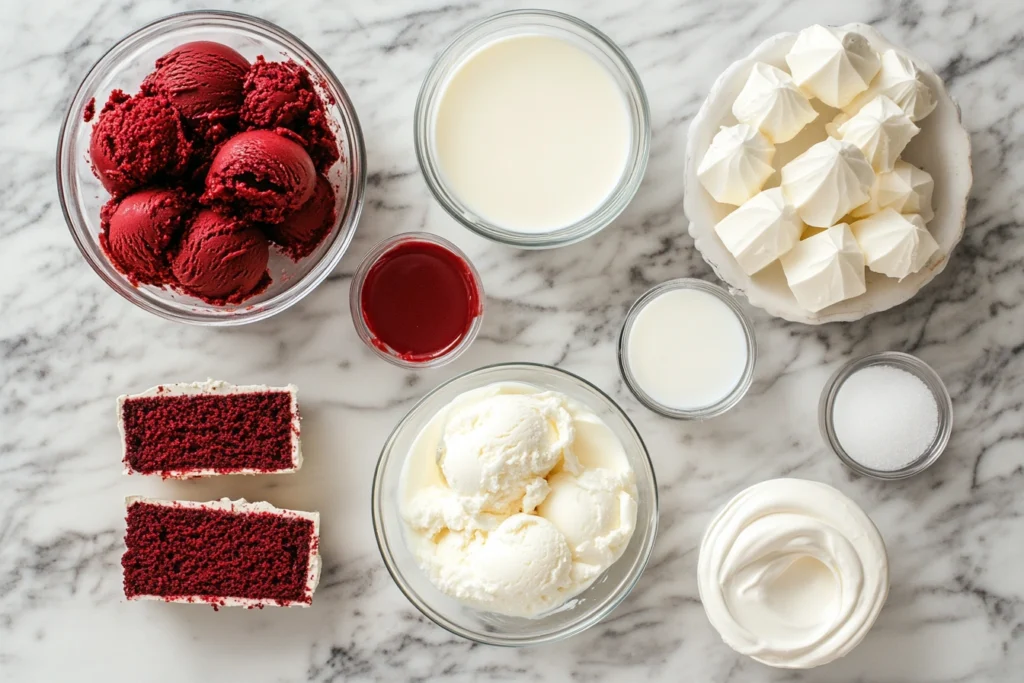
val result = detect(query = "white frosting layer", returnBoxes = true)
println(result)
[780,224,866,312]
[714,188,804,275]
[124,497,321,608]
[785,25,880,108]
[851,159,934,221]
[732,63,818,144]
[836,95,919,172]
[698,479,889,669]
[117,379,301,478]
[697,124,775,206]
[852,209,939,279]
[781,138,875,228]
[843,49,937,122]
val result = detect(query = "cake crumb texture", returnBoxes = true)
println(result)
[122,501,314,603]
[122,391,294,473]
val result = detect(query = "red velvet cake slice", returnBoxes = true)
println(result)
[122,497,321,608]
[118,379,301,478]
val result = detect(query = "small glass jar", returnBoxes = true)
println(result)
[414,9,650,249]
[618,279,757,419]
[350,232,484,369]
[819,352,953,480]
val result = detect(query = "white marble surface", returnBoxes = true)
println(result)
[2,0,1023,681]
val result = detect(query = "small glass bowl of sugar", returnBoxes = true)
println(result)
[819,352,953,480]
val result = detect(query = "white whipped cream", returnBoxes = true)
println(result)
[697,124,775,206]
[732,63,818,144]
[781,138,875,228]
[851,159,934,221]
[851,209,939,279]
[714,188,804,275]
[124,497,321,608]
[835,95,919,173]
[400,382,637,618]
[780,224,866,312]
[843,49,937,122]
[785,25,880,109]
[698,479,888,669]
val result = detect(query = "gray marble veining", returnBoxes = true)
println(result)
[2,0,1023,681]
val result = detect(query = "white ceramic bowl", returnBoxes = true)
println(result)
[684,24,972,325]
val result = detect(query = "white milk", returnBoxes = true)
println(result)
[433,35,631,233]
[627,289,748,410]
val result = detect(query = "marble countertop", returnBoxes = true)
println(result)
[2,0,1023,681]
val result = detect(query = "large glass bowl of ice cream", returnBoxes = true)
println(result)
[57,10,366,325]
[372,363,658,646]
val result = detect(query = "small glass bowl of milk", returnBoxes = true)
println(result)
[415,10,650,249]
[618,279,757,419]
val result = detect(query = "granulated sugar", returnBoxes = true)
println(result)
[832,364,939,471]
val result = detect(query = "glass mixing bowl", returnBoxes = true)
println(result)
[57,10,366,325]
[372,362,659,646]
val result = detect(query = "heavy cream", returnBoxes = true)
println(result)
[433,35,631,233]
[698,479,889,669]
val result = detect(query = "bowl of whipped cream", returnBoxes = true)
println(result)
[684,24,972,324]
[371,363,658,646]
[698,478,889,668]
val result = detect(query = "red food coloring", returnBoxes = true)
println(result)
[83,97,96,122]
[120,391,296,475]
[360,240,482,362]
[122,502,314,604]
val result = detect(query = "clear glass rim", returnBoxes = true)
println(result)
[370,361,659,646]
[349,232,485,369]
[56,9,367,326]
[618,278,758,420]
[819,351,954,480]
[413,9,651,249]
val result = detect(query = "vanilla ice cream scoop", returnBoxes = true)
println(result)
[539,469,637,568]
[469,514,574,616]
[438,391,578,514]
